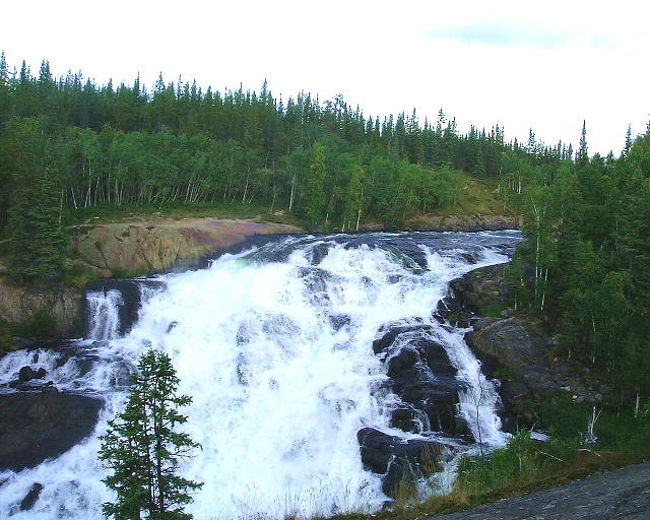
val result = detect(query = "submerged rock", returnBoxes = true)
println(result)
[19,482,44,511]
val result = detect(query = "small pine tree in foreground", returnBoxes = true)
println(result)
[99,350,202,520]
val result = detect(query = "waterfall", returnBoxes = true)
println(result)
[86,289,123,340]
[0,230,521,519]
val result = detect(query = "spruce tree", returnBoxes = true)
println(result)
[300,141,327,226]
[3,117,64,282]
[99,350,202,520]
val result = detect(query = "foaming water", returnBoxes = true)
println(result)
[87,290,123,340]
[0,230,521,519]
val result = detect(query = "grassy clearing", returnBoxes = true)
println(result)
[423,173,509,217]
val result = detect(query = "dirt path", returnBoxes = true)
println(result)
[429,462,650,520]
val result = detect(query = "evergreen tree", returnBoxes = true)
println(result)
[577,120,588,164]
[3,117,63,281]
[99,350,203,520]
[300,141,327,226]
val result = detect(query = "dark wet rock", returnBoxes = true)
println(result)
[357,427,451,497]
[85,278,166,336]
[436,263,510,326]
[372,324,432,354]
[449,263,509,316]
[0,392,103,471]
[387,347,420,376]
[466,317,552,388]
[390,405,429,433]
[41,381,59,393]
[392,367,466,434]
[19,482,44,511]
[310,243,330,265]
[465,316,560,431]
[375,325,464,434]
[18,366,47,382]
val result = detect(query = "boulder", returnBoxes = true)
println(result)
[18,366,47,382]
[0,392,103,471]
[389,405,429,433]
[375,325,465,435]
[437,263,510,325]
[357,427,451,497]
[372,324,431,355]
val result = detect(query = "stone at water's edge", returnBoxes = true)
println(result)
[0,279,85,338]
[447,262,597,432]
[0,392,103,471]
[357,427,451,497]
[0,219,302,339]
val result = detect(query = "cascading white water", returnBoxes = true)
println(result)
[86,289,123,340]
[0,230,521,519]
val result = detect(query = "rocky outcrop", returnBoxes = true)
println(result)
[373,324,467,435]
[447,263,595,431]
[0,219,302,339]
[0,392,103,471]
[357,427,451,497]
[0,277,85,338]
[70,218,302,275]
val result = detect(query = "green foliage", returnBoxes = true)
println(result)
[99,350,202,520]
[503,127,650,404]
[0,54,519,242]
[8,309,57,338]
[1,117,64,282]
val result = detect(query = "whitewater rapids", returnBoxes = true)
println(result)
[0,230,521,519]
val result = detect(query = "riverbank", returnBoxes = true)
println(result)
[0,215,517,341]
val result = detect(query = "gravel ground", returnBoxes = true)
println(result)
[429,462,650,520]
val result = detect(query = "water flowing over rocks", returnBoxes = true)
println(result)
[0,229,523,519]
[357,428,451,497]
[374,325,467,435]
[445,261,598,431]
[85,278,166,336]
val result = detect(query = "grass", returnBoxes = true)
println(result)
[423,173,511,217]
[63,201,303,227]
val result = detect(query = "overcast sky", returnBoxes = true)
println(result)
[4,0,649,155]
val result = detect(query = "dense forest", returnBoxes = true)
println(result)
[1,53,649,406]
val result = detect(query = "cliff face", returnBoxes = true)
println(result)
[70,218,302,275]
[0,275,85,338]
